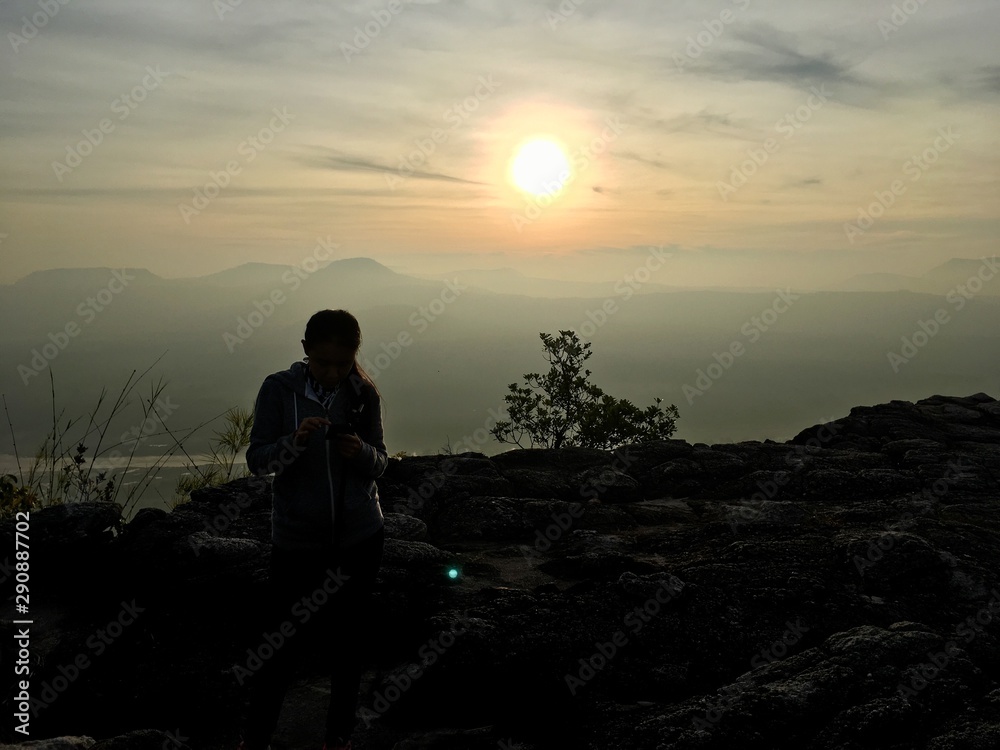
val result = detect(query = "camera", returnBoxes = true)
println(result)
[325,422,355,439]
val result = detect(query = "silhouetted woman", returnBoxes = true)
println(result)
[237,309,388,750]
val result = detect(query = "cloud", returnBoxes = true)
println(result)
[575,243,679,257]
[617,151,670,170]
[657,109,759,140]
[681,21,884,107]
[0,186,421,200]
[292,146,485,186]
[973,65,1000,94]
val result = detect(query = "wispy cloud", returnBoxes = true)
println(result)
[293,147,485,186]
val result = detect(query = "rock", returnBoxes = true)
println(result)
[2,738,97,750]
[616,570,686,600]
[387,725,518,749]
[618,497,697,526]
[382,538,454,564]
[490,446,615,501]
[4,392,999,750]
[90,730,177,750]
[383,511,429,541]
[431,495,532,541]
[521,498,637,535]
[573,464,643,503]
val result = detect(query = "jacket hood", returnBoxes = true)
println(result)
[268,360,367,402]
[267,360,307,396]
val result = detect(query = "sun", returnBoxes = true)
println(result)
[508,138,572,197]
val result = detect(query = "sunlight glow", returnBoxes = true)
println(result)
[509,138,572,197]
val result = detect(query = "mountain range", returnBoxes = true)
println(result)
[1,255,996,513]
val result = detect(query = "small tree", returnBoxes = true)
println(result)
[490,330,679,451]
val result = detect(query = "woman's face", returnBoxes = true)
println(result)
[302,339,355,388]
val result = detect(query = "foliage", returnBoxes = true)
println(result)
[0,473,40,516]
[490,330,680,451]
[172,406,253,506]
[1,353,239,523]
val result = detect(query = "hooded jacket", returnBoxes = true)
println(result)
[245,359,387,552]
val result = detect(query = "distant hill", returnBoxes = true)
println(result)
[837,271,920,293]
[838,257,999,295]
[173,262,292,288]
[9,267,166,289]
[164,256,410,288]
[406,266,776,298]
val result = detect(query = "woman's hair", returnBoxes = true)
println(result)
[303,309,383,404]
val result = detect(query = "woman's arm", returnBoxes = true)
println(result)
[246,378,303,477]
[346,390,388,480]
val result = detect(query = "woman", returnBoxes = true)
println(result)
[237,309,388,750]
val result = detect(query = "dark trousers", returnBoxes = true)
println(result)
[243,526,384,748]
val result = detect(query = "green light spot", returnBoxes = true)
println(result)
[448,568,459,579]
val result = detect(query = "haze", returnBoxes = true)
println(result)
[1,0,998,510]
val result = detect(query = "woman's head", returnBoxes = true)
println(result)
[301,309,381,400]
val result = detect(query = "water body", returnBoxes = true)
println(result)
[0,453,246,520]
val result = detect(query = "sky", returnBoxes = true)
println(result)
[1,0,998,286]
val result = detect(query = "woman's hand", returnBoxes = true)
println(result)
[293,417,331,447]
[334,432,363,458]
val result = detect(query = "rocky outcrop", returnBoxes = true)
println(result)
[1,393,999,749]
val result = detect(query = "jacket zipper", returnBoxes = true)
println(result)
[326,427,336,544]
